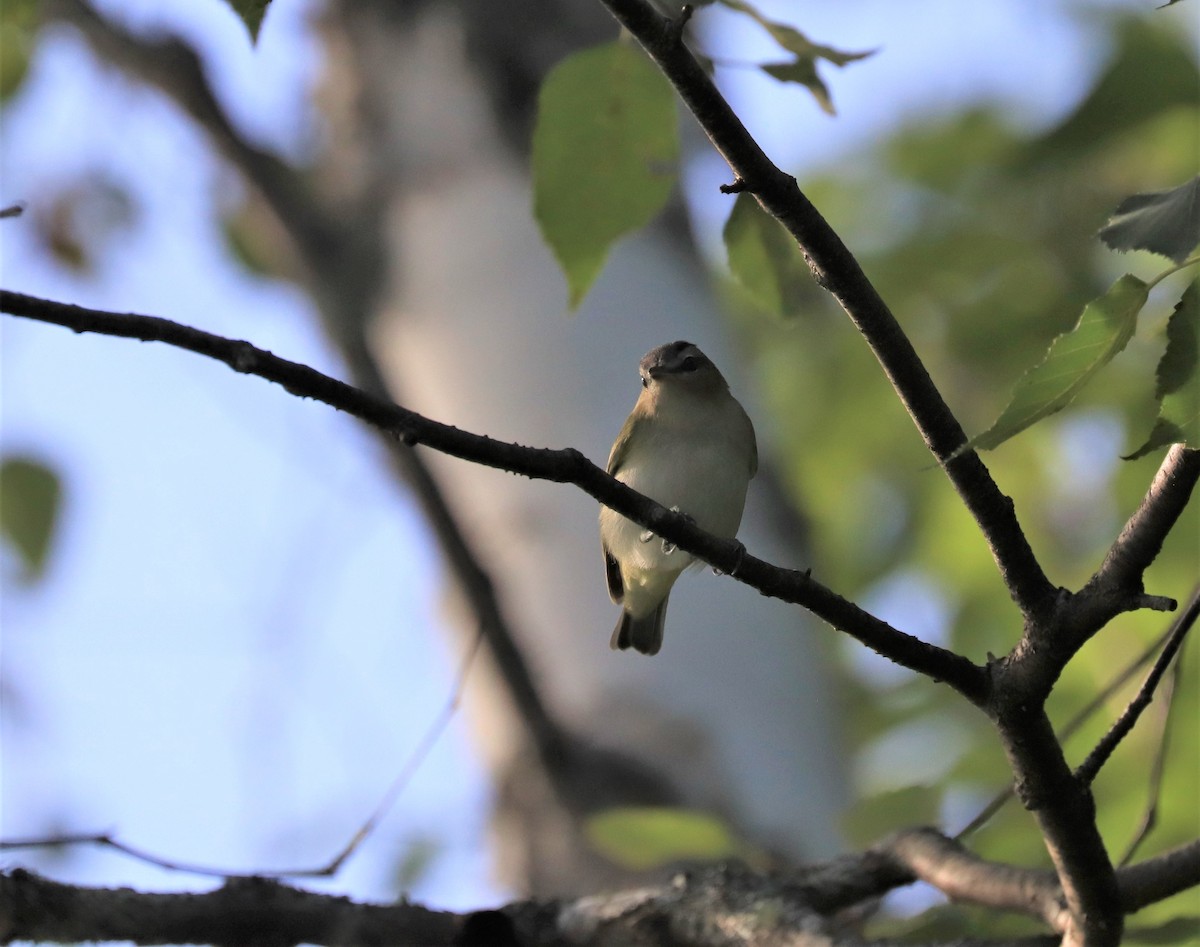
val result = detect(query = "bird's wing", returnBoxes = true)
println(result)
[603,542,624,604]
[606,409,647,475]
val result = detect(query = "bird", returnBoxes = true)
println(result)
[600,341,757,655]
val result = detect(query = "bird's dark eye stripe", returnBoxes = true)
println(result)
[679,356,699,372]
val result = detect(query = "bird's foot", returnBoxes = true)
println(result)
[713,540,747,576]
[661,507,694,555]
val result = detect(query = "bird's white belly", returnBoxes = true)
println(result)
[601,431,750,576]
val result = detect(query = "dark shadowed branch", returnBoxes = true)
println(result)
[1075,583,1198,786]
[5,833,1196,946]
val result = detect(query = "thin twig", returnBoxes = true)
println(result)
[1075,584,1199,786]
[1120,637,1188,866]
[318,623,487,876]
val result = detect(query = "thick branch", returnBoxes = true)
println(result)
[0,870,460,946]
[6,836,1195,946]
[1093,445,1200,594]
[596,0,1055,623]
[984,448,1196,946]
[991,703,1121,947]
[1,291,989,704]
[1118,838,1200,912]
[886,828,1067,930]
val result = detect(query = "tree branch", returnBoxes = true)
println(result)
[0,290,989,704]
[595,0,1056,624]
[989,702,1122,947]
[886,828,1067,931]
[6,835,1195,946]
[984,449,1197,946]
[1075,583,1198,786]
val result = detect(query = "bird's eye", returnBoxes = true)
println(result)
[641,376,649,388]
[679,356,699,372]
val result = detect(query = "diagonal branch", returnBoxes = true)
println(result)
[1075,583,1198,786]
[1,290,990,705]
[596,0,1056,624]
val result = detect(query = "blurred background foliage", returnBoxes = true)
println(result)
[725,12,1196,940]
[1,1,1196,938]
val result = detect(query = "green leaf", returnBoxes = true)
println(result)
[532,42,678,308]
[723,192,807,316]
[964,275,1149,453]
[224,0,272,43]
[1099,176,1200,263]
[760,61,833,115]
[584,807,739,871]
[1125,278,1198,459]
[717,0,875,114]
[392,834,440,894]
[0,456,62,583]
[0,0,37,102]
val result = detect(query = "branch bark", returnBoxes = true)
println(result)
[6,834,1195,946]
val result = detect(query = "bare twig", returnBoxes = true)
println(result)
[1075,585,1198,786]
[0,631,491,881]
[318,625,487,876]
[595,0,1056,624]
[1119,634,1189,866]
[0,290,989,703]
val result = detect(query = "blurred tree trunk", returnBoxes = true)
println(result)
[316,0,848,895]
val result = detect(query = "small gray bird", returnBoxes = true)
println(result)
[600,341,758,655]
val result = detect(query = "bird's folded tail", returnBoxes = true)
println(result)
[610,598,669,656]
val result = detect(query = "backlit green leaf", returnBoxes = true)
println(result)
[532,42,678,308]
[717,0,875,114]
[1,456,62,583]
[965,275,1148,453]
[723,192,808,316]
[1126,278,1198,459]
[0,0,38,102]
[224,1,272,43]
[584,807,738,871]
